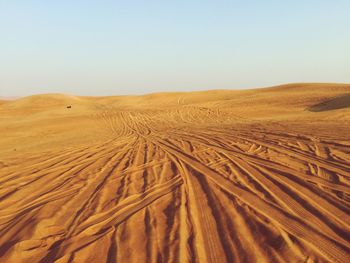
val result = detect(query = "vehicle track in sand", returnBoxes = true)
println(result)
[0,100,350,263]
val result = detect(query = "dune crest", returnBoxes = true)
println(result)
[0,83,350,262]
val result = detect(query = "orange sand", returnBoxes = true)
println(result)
[0,83,350,262]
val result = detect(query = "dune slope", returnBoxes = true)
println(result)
[0,83,350,263]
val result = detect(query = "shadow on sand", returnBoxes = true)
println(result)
[308,93,350,112]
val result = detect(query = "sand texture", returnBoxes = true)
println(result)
[0,83,350,262]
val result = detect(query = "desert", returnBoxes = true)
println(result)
[0,83,349,262]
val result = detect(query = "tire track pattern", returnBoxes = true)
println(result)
[0,108,350,262]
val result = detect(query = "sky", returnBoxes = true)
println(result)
[0,1,350,96]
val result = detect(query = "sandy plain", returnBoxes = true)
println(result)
[0,83,350,262]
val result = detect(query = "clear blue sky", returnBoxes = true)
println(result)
[1,1,349,96]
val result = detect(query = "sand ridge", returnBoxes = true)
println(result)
[0,83,350,262]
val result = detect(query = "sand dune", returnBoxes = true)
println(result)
[0,83,350,262]
[309,93,350,112]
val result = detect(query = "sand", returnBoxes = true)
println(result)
[0,83,350,262]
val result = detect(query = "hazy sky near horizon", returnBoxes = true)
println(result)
[1,1,350,96]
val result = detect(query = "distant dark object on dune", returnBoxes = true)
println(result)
[67,105,72,109]
[309,93,350,112]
